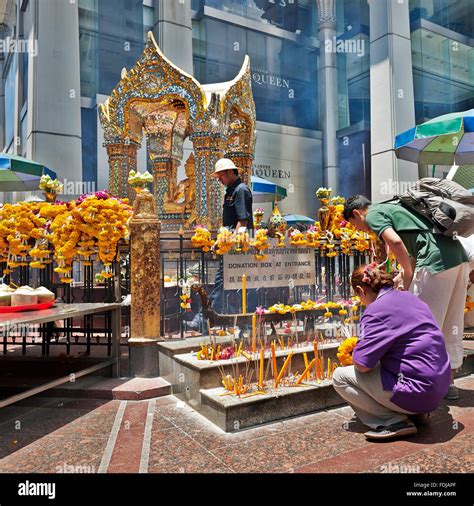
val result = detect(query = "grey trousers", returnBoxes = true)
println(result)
[332,363,416,429]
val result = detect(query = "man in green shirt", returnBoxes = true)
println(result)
[343,195,469,400]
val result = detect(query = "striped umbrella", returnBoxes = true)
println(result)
[394,109,474,165]
[0,154,57,191]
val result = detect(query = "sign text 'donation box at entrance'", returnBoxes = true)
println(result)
[223,240,315,290]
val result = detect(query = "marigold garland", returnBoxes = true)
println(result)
[337,337,358,366]
[0,192,131,282]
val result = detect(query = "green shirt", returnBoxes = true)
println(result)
[366,203,468,274]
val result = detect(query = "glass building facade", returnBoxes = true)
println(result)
[192,0,319,131]
[409,0,474,123]
[1,0,473,205]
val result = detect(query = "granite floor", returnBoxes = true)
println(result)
[0,374,473,474]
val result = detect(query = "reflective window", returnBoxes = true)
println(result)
[79,0,99,97]
[411,28,474,122]
[81,107,98,186]
[79,0,145,98]
[143,5,154,40]
[410,0,474,38]
[98,0,144,95]
[202,0,317,37]
[334,0,370,128]
[4,55,16,150]
[336,0,369,37]
[193,18,318,129]
[20,114,27,157]
[21,49,28,108]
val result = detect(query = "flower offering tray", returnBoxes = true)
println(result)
[0,301,55,313]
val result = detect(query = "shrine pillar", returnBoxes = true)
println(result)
[190,133,226,229]
[150,156,179,215]
[104,140,140,200]
[128,187,163,377]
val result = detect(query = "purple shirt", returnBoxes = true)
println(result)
[352,287,451,413]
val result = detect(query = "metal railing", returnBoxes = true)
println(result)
[0,238,371,353]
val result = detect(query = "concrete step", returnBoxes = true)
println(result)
[200,380,342,432]
[45,376,172,400]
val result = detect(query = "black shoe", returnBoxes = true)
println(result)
[364,421,417,441]
[445,385,459,400]
[407,413,431,427]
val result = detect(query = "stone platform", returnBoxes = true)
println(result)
[171,341,340,410]
[200,379,342,432]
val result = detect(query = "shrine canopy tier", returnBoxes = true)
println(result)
[98,31,257,230]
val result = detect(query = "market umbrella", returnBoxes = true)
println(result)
[394,109,474,166]
[0,154,57,191]
[251,175,287,203]
[282,214,315,225]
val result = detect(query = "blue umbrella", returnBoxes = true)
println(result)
[282,214,315,225]
[251,175,287,203]
[0,154,56,191]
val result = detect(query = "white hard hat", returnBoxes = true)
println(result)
[214,158,238,176]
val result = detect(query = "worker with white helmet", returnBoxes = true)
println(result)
[213,158,253,230]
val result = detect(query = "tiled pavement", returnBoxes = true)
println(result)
[0,374,473,474]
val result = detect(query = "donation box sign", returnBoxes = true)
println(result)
[223,240,315,290]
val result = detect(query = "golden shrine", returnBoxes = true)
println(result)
[98,31,257,230]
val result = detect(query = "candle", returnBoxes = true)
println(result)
[303,352,310,380]
[258,348,264,389]
[271,341,277,380]
[296,358,316,385]
[242,274,247,314]
[252,314,257,353]
[327,358,331,378]
[274,352,293,388]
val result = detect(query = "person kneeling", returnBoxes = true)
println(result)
[333,263,451,441]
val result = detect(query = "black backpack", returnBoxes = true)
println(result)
[389,178,474,237]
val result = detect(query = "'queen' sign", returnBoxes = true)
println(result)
[223,239,315,290]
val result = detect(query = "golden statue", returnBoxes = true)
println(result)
[163,153,197,227]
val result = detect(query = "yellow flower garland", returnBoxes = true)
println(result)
[337,337,358,366]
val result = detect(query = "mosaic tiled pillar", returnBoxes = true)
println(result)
[151,157,178,215]
[105,141,140,200]
[128,187,162,376]
[129,188,161,341]
[190,133,226,229]
[227,152,253,186]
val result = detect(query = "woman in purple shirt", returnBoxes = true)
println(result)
[332,263,451,441]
